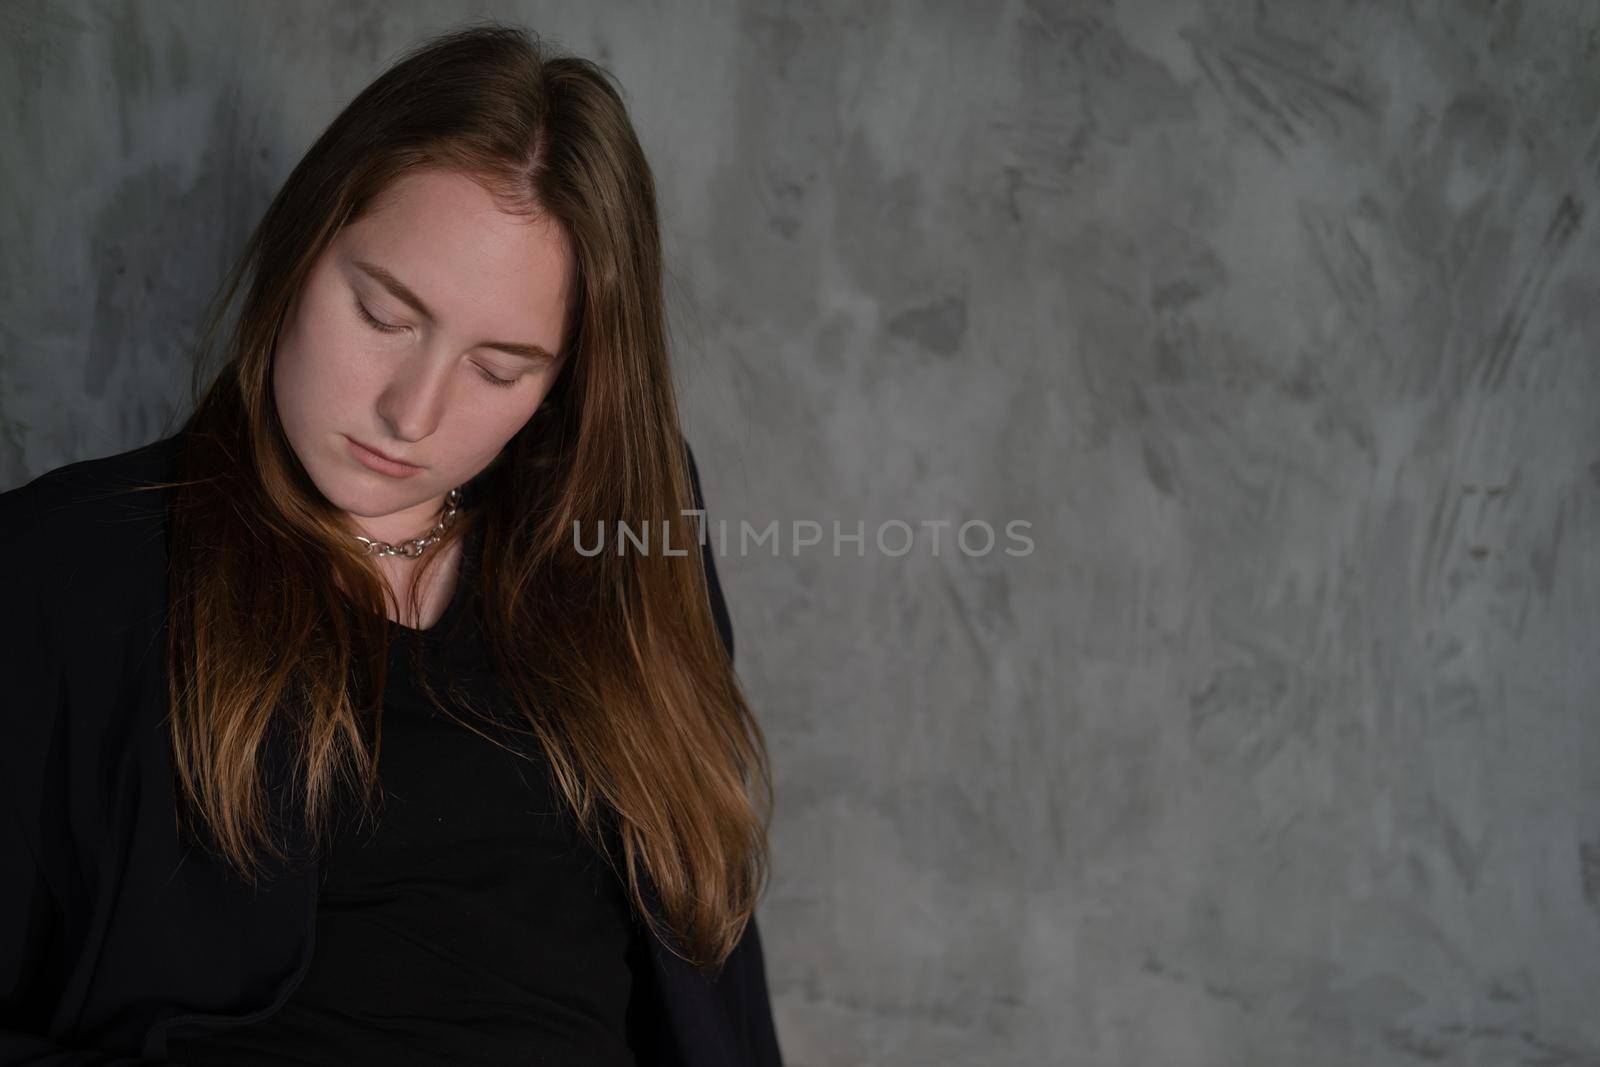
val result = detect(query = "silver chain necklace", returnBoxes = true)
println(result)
[353,487,463,558]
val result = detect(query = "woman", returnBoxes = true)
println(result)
[0,22,780,1067]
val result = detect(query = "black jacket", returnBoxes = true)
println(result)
[0,433,781,1066]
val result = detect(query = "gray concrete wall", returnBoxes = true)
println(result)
[3,2,1598,1064]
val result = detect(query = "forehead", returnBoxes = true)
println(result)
[337,168,572,345]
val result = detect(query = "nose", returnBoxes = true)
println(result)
[375,346,453,443]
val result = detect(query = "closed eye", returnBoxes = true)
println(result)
[355,294,520,388]
[353,296,407,334]
[475,365,518,388]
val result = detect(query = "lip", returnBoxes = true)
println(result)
[345,435,424,477]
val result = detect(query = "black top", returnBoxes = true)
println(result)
[0,431,784,1067]
[168,524,641,1065]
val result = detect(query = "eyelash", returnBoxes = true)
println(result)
[353,297,519,388]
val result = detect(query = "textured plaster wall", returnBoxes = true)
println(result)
[3,2,1598,1065]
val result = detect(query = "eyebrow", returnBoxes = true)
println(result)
[351,259,558,363]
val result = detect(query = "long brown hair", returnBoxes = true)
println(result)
[162,21,771,972]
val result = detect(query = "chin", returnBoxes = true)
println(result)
[331,484,426,519]
[299,458,401,516]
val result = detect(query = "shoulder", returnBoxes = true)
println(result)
[681,435,704,495]
[0,433,181,560]
[677,436,736,665]
[0,436,183,888]
[1,432,181,529]
[0,433,182,631]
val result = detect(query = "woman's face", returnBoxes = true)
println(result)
[273,166,572,546]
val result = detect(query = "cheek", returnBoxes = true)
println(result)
[274,334,326,432]
[275,303,371,421]
[457,389,552,465]
[271,324,312,431]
